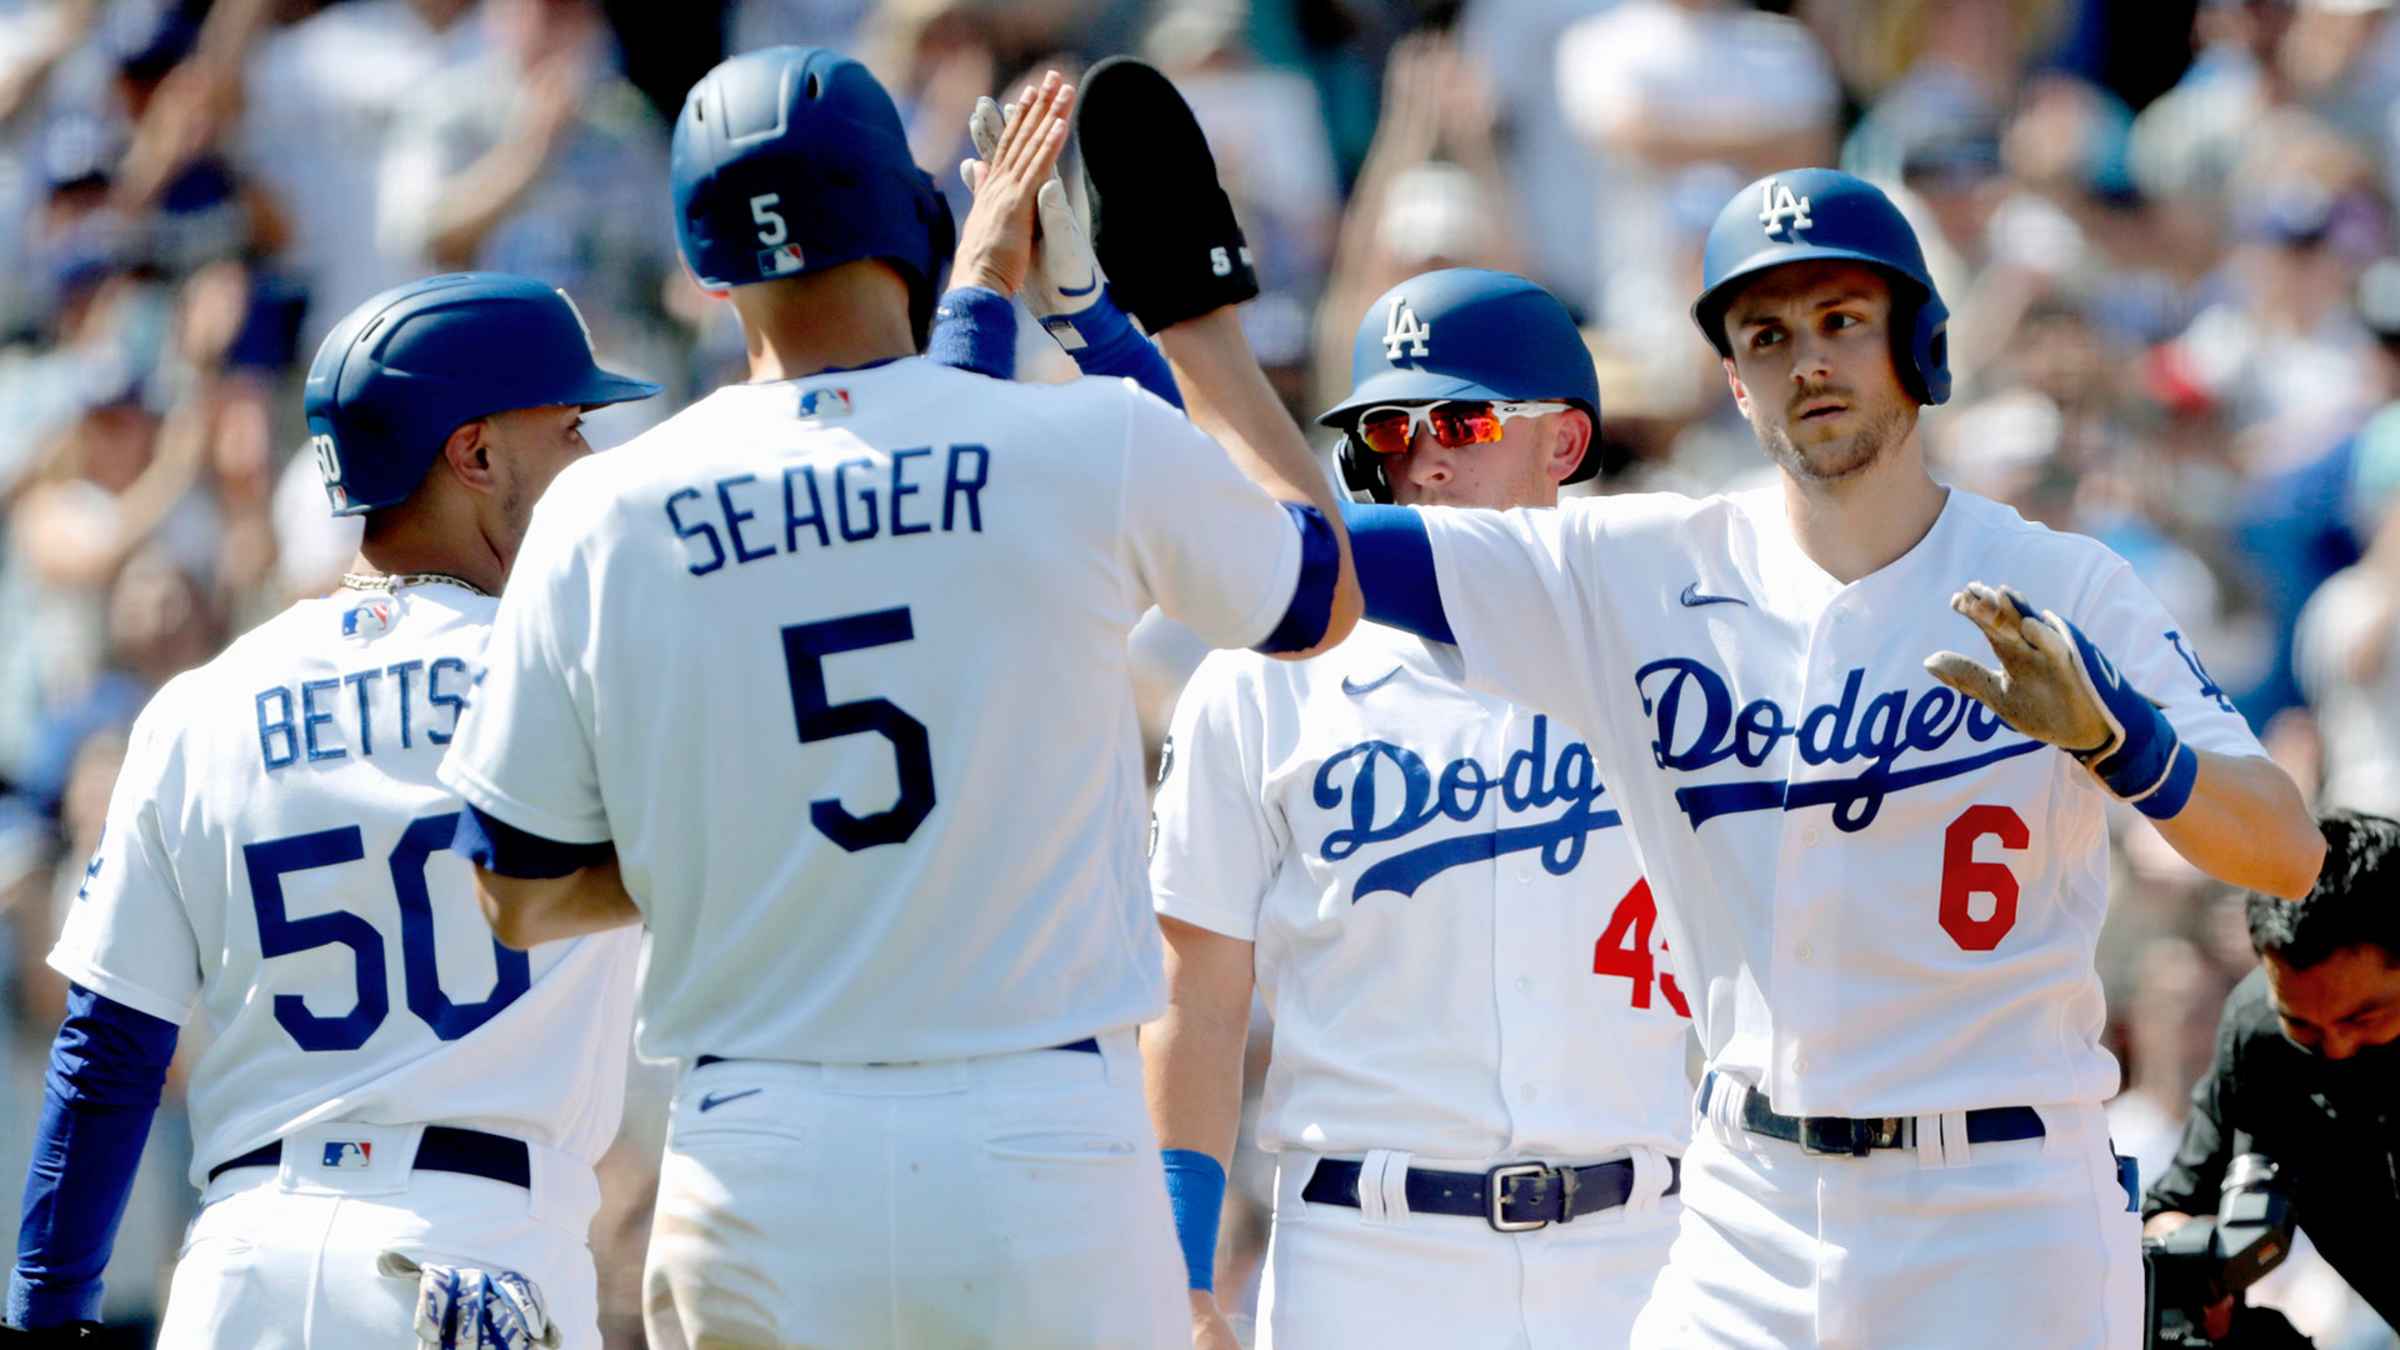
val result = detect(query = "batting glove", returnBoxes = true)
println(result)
[378,1251,560,1350]
[963,95,1103,323]
[1924,582,2199,819]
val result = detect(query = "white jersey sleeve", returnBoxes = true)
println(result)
[50,680,205,1025]
[1120,385,1304,650]
[1418,499,1628,735]
[2065,559,2265,761]
[437,496,607,844]
[1148,650,1289,941]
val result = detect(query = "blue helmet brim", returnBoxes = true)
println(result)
[1316,367,1525,428]
[1691,244,1935,352]
[571,370,666,409]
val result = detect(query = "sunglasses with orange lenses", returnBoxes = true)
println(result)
[1351,400,1572,457]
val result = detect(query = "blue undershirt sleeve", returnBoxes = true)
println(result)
[924,286,1017,381]
[450,803,614,881]
[8,985,179,1329]
[1252,504,1339,654]
[1338,502,1452,644]
[1043,288,1184,409]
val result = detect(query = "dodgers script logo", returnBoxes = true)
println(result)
[1636,659,2040,832]
[1312,716,1620,903]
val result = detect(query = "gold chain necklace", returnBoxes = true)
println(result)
[338,570,495,598]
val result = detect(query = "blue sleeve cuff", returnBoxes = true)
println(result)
[1338,502,1452,645]
[1044,288,1184,410]
[450,804,612,880]
[925,286,1017,381]
[1253,504,1339,654]
[11,985,178,1329]
[1159,1148,1225,1292]
[2128,740,2200,821]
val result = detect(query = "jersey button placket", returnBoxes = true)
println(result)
[1779,604,1853,1102]
[1491,708,1535,1144]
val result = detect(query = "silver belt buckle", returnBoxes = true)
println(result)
[1486,1162,1551,1232]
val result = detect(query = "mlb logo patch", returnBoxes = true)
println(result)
[758,242,806,277]
[322,1141,373,1169]
[798,387,852,419]
[343,599,397,642]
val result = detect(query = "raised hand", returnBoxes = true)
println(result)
[951,71,1074,299]
[961,91,1102,319]
[1924,581,2114,757]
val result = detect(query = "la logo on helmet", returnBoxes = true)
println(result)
[1758,178,1813,239]
[1383,297,1431,360]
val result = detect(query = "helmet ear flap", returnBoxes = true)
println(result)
[1913,297,1951,406]
[1335,431,1394,503]
[908,178,958,347]
[1883,289,1952,407]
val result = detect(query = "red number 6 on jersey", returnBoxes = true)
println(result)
[1939,804,2028,951]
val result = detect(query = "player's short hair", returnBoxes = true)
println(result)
[2247,810,2400,969]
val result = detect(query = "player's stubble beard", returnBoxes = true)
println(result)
[1753,390,1914,486]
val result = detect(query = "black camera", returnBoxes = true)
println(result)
[2144,1154,2312,1348]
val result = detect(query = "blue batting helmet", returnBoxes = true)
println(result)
[1319,268,1601,503]
[1692,168,1951,406]
[303,273,661,516]
[669,46,954,341]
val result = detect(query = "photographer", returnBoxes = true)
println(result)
[2144,810,2400,1343]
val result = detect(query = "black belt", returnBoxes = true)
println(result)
[1703,1072,2045,1157]
[206,1125,530,1187]
[1302,1155,1680,1233]
[694,1036,1101,1069]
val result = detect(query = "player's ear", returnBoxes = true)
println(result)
[441,418,499,496]
[1549,407,1593,486]
[1723,358,1751,417]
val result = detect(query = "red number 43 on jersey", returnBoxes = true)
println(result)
[1593,878,1691,1017]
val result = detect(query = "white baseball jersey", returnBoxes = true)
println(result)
[1152,622,1692,1160]
[1417,486,2263,1116]
[436,359,1306,1065]
[51,583,639,1188]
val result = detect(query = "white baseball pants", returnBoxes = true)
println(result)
[155,1121,602,1349]
[644,1031,1184,1349]
[1631,1081,2143,1349]
[1256,1148,1680,1349]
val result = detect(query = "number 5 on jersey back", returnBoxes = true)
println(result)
[780,606,939,851]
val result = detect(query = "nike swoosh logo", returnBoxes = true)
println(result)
[697,1088,763,1114]
[1679,581,1748,609]
[1341,668,1402,698]
[1058,278,1100,297]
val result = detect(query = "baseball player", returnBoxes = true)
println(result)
[429,50,1358,1349]
[945,69,1693,1347]
[1145,267,1693,1350]
[1058,92,2324,1350]
[4,273,658,1349]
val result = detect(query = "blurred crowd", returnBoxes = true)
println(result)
[2,0,2398,1345]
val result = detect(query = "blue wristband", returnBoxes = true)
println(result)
[1159,1148,1225,1293]
[1042,286,1184,409]
[2124,739,2199,821]
[925,286,1016,381]
[1253,504,1339,655]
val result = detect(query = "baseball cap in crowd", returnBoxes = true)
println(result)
[41,115,122,194]
[106,2,201,84]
